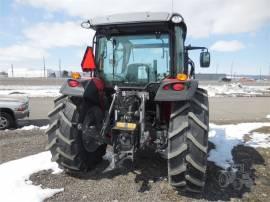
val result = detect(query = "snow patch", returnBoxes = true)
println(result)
[18,125,49,131]
[0,151,63,202]
[209,122,270,168]
[266,114,270,119]
[201,83,270,97]
[4,125,49,131]
[0,85,61,97]
[1,83,270,98]
[246,132,270,148]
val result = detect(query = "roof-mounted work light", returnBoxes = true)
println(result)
[171,15,183,23]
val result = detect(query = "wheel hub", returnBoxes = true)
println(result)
[0,116,8,129]
[81,109,103,152]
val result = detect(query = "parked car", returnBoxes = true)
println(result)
[0,96,30,130]
[220,77,232,82]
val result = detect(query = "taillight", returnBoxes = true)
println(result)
[172,83,185,91]
[163,83,185,91]
[163,85,170,90]
[68,79,80,87]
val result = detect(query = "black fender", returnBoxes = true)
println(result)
[60,78,103,105]
[154,79,198,101]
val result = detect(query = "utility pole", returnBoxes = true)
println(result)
[58,58,62,78]
[259,67,262,80]
[268,65,270,80]
[43,56,46,78]
[230,61,234,79]
[11,64,14,77]
[216,63,219,74]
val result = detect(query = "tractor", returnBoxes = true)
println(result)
[46,12,210,193]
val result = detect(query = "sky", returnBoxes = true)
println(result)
[0,0,270,75]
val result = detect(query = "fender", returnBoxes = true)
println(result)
[154,79,198,101]
[60,78,105,105]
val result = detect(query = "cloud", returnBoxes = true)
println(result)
[0,21,94,64]
[0,45,48,61]
[210,40,245,52]
[23,21,94,48]
[16,0,270,38]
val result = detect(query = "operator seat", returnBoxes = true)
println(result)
[126,63,150,82]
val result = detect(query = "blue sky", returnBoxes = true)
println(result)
[0,0,270,75]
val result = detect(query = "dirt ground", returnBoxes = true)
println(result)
[1,126,270,202]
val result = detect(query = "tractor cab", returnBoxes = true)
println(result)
[81,12,210,89]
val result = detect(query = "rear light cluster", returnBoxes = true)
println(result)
[163,83,185,91]
[16,103,27,111]
[68,79,80,87]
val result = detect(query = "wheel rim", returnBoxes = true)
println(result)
[0,116,9,129]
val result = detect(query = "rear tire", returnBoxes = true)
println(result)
[168,88,209,193]
[46,95,107,172]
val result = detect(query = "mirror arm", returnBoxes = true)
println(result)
[185,44,208,52]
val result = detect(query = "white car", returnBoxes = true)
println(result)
[0,96,30,130]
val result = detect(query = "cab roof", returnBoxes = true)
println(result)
[90,12,176,26]
[88,12,187,39]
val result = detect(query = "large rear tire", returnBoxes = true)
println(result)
[168,88,209,193]
[45,95,107,172]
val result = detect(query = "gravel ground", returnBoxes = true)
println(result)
[1,127,270,201]
[0,129,47,164]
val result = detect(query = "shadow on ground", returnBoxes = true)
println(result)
[68,148,168,193]
[190,143,264,201]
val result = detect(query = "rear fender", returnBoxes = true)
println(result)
[60,78,104,105]
[154,79,198,101]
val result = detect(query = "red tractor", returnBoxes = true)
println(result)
[46,12,210,193]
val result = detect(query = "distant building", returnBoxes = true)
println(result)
[196,73,226,81]
[0,71,8,78]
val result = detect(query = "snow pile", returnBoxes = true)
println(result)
[18,125,49,131]
[246,132,270,148]
[201,83,270,97]
[4,125,49,131]
[0,151,63,202]
[209,122,270,168]
[0,85,61,97]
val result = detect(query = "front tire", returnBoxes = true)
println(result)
[167,88,209,193]
[45,95,107,172]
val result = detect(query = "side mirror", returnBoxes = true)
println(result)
[200,51,210,68]
[81,46,96,72]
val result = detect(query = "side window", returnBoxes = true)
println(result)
[114,42,124,74]
[103,40,113,74]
